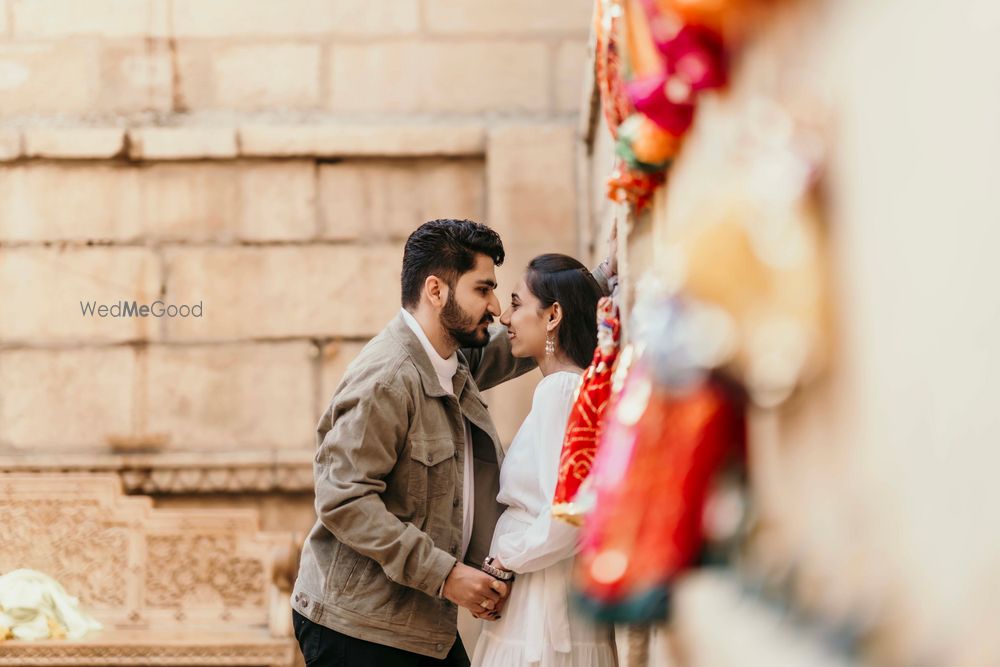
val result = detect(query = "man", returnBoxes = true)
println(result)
[292,219,535,666]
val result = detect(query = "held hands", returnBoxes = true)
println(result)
[472,557,514,621]
[442,563,510,621]
[471,579,510,621]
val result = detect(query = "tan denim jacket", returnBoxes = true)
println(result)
[291,313,536,658]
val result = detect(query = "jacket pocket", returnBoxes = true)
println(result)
[325,541,364,594]
[408,436,456,500]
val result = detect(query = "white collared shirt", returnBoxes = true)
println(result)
[400,308,474,562]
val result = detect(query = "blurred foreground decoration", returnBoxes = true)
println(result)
[601,0,735,210]
[655,94,829,408]
[572,0,832,630]
[0,570,101,641]
[581,0,1000,663]
[572,291,747,623]
[633,0,833,412]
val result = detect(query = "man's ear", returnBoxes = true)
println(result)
[424,274,449,309]
[547,302,564,332]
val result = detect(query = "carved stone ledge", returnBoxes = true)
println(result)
[0,451,314,494]
[0,118,488,161]
[0,474,299,666]
[0,632,294,666]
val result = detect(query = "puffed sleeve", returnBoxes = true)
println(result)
[494,373,582,573]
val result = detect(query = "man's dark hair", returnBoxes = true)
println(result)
[525,253,603,369]
[401,219,505,309]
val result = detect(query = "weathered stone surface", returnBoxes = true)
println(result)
[237,161,317,241]
[162,244,403,340]
[329,41,549,114]
[171,0,418,37]
[487,123,580,291]
[0,39,173,115]
[11,0,169,38]
[154,492,317,536]
[138,163,240,241]
[0,247,161,343]
[482,372,542,448]
[177,42,320,110]
[424,0,592,35]
[141,342,316,451]
[23,126,124,158]
[0,162,316,243]
[144,161,316,242]
[318,159,485,241]
[325,0,419,36]
[556,40,590,113]
[0,128,22,160]
[0,165,140,241]
[487,123,579,243]
[128,126,238,160]
[0,347,137,449]
[0,41,101,114]
[238,122,486,157]
[101,40,173,113]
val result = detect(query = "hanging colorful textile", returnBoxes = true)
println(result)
[572,354,744,623]
[615,114,679,173]
[654,0,750,33]
[602,0,732,210]
[566,289,745,623]
[607,163,665,214]
[625,17,727,137]
[596,0,667,210]
[552,297,622,526]
[595,0,633,139]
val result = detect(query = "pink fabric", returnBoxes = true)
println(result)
[625,4,728,135]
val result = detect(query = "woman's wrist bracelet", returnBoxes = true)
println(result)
[481,556,515,581]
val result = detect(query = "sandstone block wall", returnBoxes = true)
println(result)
[0,1,594,534]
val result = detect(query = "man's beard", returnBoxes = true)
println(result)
[440,292,492,348]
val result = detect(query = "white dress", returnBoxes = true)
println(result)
[472,371,617,667]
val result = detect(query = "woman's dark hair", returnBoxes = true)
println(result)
[525,253,604,369]
[401,219,505,308]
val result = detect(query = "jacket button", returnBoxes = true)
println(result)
[436,643,444,651]
[298,598,308,608]
[449,544,458,555]
[452,497,460,508]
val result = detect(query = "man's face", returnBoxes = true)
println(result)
[440,253,501,348]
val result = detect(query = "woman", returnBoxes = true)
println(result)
[471,254,617,667]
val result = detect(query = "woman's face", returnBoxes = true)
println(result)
[499,277,552,360]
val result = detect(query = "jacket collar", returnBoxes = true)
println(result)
[388,312,465,399]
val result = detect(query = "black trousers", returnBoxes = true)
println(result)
[293,611,471,667]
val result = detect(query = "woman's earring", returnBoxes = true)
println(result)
[545,332,556,357]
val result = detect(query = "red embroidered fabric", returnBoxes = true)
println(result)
[573,368,744,622]
[552,298,622,526]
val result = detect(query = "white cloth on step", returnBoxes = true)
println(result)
[0,569,102,641]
